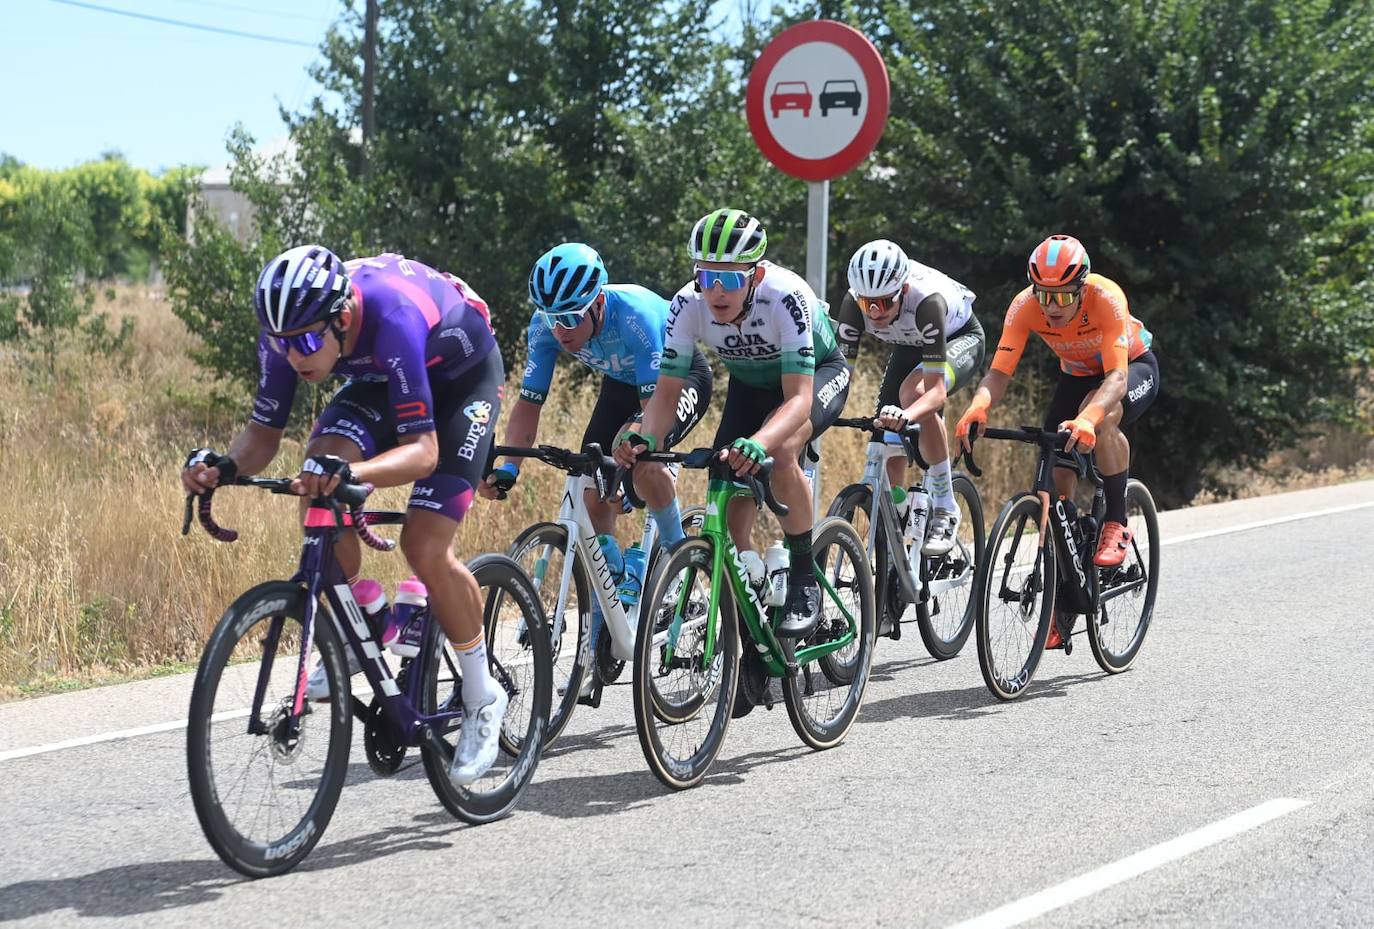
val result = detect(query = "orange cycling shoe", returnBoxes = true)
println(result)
[1044,618,1064,650]
[1094,521,1132,567]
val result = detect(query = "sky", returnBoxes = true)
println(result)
[1,0,344,174]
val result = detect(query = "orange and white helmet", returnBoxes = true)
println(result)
[1027,234,1090,288]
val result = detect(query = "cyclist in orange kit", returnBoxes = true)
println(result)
[956,235,1159,603]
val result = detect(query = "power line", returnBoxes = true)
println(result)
[49,0,317,47]
[163,0,331,25]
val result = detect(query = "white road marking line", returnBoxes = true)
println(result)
[1162,501,1374,546]
[0,709,249,763]
[946,797,1311,929]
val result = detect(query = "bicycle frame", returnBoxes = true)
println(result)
[533,473,662,663]
[663,477,859,679]
[982,430,1148,616]
[247,502,470,756]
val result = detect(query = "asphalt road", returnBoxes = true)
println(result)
[2,481,1371,928]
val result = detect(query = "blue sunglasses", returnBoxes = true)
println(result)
[695,268,751,292]
[266,328,329,357]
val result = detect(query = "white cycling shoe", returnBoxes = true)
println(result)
[922,508,961,557]
[304,650,362,700]
[449,687,510,785]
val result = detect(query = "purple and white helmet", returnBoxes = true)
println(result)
[254,245,350,333]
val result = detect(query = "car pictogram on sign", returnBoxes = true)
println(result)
[819,79,862,116]
[770,81,812,118]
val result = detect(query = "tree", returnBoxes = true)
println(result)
[826,0,1374,504]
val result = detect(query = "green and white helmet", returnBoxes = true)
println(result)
[689,208,768,263]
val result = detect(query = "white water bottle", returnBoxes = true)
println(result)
[764,541,789,607]
[737,549,767,596]
[906,489,932,546]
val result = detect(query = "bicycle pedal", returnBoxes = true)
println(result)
[576,680,603,709]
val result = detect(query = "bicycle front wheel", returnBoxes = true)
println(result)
[976,494,1056,700]
[783,516,876,749]
[508,521,588,746]
[186,581,352,878]
[633,537,740,790]
[421,554,552,824]
[1088,480,1160,673]
[915,473,984,660]
[825,483,890,679]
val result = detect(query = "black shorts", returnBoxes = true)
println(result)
[582,349,712,451]
[1043,350,1160,432]
[876,315,986,410]
[713,348,851,453]
[311,349,504,523]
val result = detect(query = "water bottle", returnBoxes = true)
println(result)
[737,549,767,601]
[618,544,648,607]
[905,489,931,545]
[764,541,789,607]
[387,576,427,657]
[891,485,910,528]
[351,578,390,640]
[906,489,932,576]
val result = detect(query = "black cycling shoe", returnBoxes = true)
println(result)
[776,579,821,639]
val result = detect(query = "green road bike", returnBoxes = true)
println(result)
[630,448,876,790]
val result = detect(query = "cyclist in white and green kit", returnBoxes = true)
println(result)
[614,208,851,639]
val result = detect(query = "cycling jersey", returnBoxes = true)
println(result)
[662,262,838,387]
[834,260,976,363]
[991,273,1153,377]
[518,284,670,404]
[252,252,497,435]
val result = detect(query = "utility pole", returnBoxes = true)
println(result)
[361,0,378,176]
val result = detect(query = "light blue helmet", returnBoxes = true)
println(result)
[528,243,606,316]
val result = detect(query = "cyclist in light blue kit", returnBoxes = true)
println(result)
[479,243,712,690]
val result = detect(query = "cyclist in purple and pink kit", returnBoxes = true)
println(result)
[179,245,509,784]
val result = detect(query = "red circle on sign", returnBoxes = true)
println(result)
[746,20,890,182]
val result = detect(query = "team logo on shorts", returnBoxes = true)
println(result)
[464,400,493,424]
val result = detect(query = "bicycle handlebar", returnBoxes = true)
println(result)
[635,447,789,518]
[831,416,930,471]
[957,424,1086,480]
[490,443,621,503]
[181,477,396,551]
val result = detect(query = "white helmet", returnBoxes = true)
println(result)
[847,239,910,298]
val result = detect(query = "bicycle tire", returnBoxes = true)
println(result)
[826,482,896,658]
[420,554,552,824]
[507,521,588,746]
[186,581,351,878]
[1087,480,1160,673]
[975,493,1056,700]
[915,473,985,660]
[633,537,740,790]
[782,516,876,749]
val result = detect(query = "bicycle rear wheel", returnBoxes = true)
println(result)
[783,516,876,749]
[1088,480,1160,673]
[915,473,984,660]
[421,554,552,823]
[633,537,740,790]
[508,521,588,745]
[976,494,1056,700]
[186,581,351,877]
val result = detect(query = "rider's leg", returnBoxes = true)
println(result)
[302,436,366,580]
[879,345,921,499]
[1093,352,1160,567]
[1045,370,1098,503]
[638,352,714,549]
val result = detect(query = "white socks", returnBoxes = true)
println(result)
[928,459,956,511]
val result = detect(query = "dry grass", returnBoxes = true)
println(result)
[5,288,1365,698]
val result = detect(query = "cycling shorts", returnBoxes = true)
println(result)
[1043,349,1159,432]
[311,350,504,523]
[582,349,712,452]
[877,315,986,410]
[713,347,851,455]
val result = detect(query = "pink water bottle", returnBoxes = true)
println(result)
[351,578,390,640]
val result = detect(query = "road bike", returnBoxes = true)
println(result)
[630,447,876,790]
[182,477,552,877]
[493,442,702,744]
[827,417,984,661]
[962,426,1160,700]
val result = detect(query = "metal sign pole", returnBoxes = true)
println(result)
[805,179,829,520]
